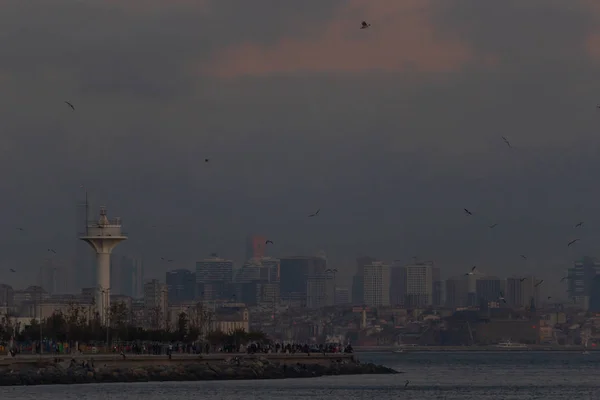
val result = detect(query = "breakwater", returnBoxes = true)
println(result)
[0,354,398,386]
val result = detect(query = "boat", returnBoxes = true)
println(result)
[392,349,404,353]
[494,339,529,349]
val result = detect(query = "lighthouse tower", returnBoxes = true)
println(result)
[79,206,127,325]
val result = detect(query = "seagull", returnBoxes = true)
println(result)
[520,255,527,260]
[308,209,320,217]
[489,223,498,228]
[498,291,507,303]
[265,240,274,245]
[9,269,15,273]
[404,380,409,388]
[65,101,75,110]
[575,222,584,228]
[464,266,477,276]
[560,276,570,282]
[535,280,544,288]
[205,159,209,163]
[464,208,473,216]
[501,136,513,148]
[47,249,56,254]
[360,21,371,29]
[568,238,580,247]
[547,296,552,300]
[520,277,527,282]
[16,228,23,231]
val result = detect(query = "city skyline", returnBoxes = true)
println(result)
[3,1,600,290]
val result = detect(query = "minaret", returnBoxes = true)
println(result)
[79,206,127,325]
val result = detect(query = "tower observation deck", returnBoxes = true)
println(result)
[79,206,127,326]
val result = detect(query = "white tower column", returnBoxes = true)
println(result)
[80,206,127,326]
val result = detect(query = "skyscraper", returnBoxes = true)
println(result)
[352,256,376,305]
[246,234,267,260]
[280,256,326,307]
[567,257,600,307]
[166,269,196,303]
[363,261,390,307]
[196,256,234,301]
[404,263,434,308]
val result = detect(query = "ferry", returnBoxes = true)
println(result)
[494,339,529,349]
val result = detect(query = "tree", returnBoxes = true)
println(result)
[177,312,188,340]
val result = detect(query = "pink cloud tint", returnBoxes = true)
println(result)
[203,0,475,78]
[103,0,209,13]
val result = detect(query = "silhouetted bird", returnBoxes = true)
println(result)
[205,159,209,163]
[16,228,23,231]
[489,223,498,228]
[547,296,552,300]
[360,21,371,29]
[568,238,580,247]
[501,136,512,148]
[9,269,15,273]
[464,266,477,276]
[560,276,570,282]
[520,278,527,282]
[498,291,507,303]
[575,222,584,228]
[65,101,75,110]
[47,249,56,254]
[520,255,527,260]
[265,240,274,245]
[464,208,473,216]
[535,280,544,288]
[308,209,320,217]
[404,380,410,388]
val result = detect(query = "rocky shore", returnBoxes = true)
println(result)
[0,356,398,386]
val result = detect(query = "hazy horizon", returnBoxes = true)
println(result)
[2,1,600,297]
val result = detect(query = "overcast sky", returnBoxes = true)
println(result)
[2,0,600,296]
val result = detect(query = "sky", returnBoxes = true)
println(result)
[2,0,600,296]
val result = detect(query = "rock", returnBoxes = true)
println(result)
[0,357,397,386]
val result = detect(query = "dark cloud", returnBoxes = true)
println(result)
[0,1,599,299]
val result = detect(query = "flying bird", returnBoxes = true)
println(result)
[205,159,209,163]
[560,276,571,282]
[547,296,552,300]
[575,222,584,228]
[501,136,513,148]
[520,277,527,282]
[568,238,580,247]
[464,266,477,276]
[308,209,320,217]
[498,291,507,304]
[47,249,56,254]
[9,269,15,273]
[65,101,75,110]
[404,380,410,388]
[360,21,371,29]
[535,280,544,288]
[489,223,498,229]
[464,208,473,216]
[520,255,527,260]
[265,240,274,245]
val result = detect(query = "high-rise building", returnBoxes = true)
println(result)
[389,261,407,306]
[363,262,390,307]
[352,256,376,305]
[111,255,142,297]
[588,276,600,312]
[143,279,168,329]
[506,275,538,308]
[280,256,326,307]
[476,276,502,304]
[404,264,435,308]
[196,256,234,301]
[166,269,196,303]
[246,234,267,260]
[234,257,280,306]
[567,257,600,307]
[306,272,334,309]
[445,275,469,308]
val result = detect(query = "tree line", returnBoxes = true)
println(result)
[0,302,268,345]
